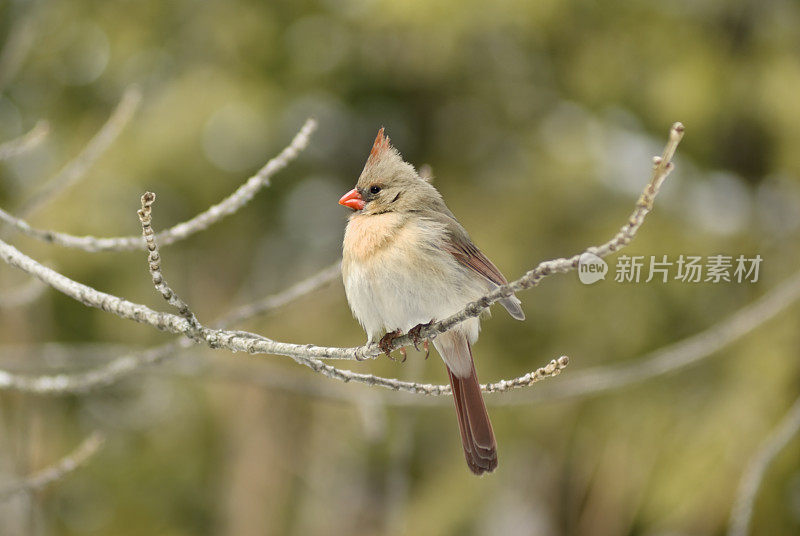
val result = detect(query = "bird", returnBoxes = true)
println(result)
[339,128,525,475]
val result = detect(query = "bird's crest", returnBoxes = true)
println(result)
[365,127,394,168]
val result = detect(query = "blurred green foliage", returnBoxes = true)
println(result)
[0,0,799,534]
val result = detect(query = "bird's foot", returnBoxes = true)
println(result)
[379,330,402,360]
[408,320,434,358]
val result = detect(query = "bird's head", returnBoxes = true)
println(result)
[339,128,440,215]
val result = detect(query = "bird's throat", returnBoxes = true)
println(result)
[343,212,408,261]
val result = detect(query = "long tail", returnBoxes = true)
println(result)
[441,337,497,475]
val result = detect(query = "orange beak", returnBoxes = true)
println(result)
[338,188,365,210]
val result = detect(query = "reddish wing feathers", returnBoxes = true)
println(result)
[442,229,525,320]
[443,234,508,287]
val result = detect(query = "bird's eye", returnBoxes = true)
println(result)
[369,185,382,195]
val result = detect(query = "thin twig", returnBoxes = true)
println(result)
[18,87,142,217]
[296,355,569,396]
[0,432,105,501]
[0,340,187,395]
[0,118,317,251]
[728,396,800,536]
[0,121,49,160]
[137,192,202,335]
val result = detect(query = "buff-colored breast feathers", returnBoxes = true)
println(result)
[343,212,412,262]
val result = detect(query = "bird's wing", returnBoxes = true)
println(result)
[433,213,525,321]
[443,230,508,287]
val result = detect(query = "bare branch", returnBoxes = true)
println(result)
[196,328,568,395]
[0,118,317,252]
[0,340,185,394]
[0,432,105,501]
[18,87,142,217]
[0,277,46,308]
[0,121,49,160]
[137,192,202,335]
[288,355,569,396]
[728,396,800,536]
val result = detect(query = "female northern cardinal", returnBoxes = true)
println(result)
[339,128,525,475]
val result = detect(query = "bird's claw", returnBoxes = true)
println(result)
[379,330,402,359]
[408,321,433,354]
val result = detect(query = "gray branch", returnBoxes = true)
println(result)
[0,120,49,160]
[0,432,105,501]
[137,192,202,335]
[0,340,186,394]
[0,118,317,251]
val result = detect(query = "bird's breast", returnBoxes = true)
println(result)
[342,214,483,338]
[342,212,408,262]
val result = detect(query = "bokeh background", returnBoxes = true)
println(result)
[1,0,799,534]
